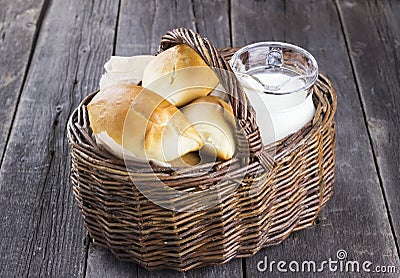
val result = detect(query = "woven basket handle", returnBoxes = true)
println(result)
[159,28,271,168]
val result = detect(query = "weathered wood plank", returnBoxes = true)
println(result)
[231,0,400,276]
[86,0,242,277]
[337,0,400,255]
[86,244,137,278]
[0,0,47,165]
[115,0,231,56]
[115,0,196,56]
[0,0,119,276]
[192,0,231,48]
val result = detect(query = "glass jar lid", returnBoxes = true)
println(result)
[229,42,318,96]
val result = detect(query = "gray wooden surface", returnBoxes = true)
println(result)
[0,0,399,277]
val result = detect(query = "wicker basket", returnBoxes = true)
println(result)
[67,28,337,271]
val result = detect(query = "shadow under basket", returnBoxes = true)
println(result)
[67,28,337,272]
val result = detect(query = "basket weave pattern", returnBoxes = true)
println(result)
[67,29,337,271]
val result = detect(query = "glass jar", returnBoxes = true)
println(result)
[229,42,318,144]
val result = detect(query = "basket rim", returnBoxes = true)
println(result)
[67,72,336,178]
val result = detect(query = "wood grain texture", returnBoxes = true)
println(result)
[86,0,242,277]
[115,0,196,56]
[337,0,400,254]
[138,259,243,278]
[0,0,119,276]
[115,0,230,55]
[86,242,137,278]
[0,0,46,165]
[231,0,400,276]
[192,0,231,48]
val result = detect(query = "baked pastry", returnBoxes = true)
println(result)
[100,55,154,90]
[87,84,203,163]
[142,45,219,106]
[169,152,201,167]
[181,96,236,160]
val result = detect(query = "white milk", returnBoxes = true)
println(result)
[240,72,316,144]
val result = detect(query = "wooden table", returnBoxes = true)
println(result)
[1,0,399,277]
